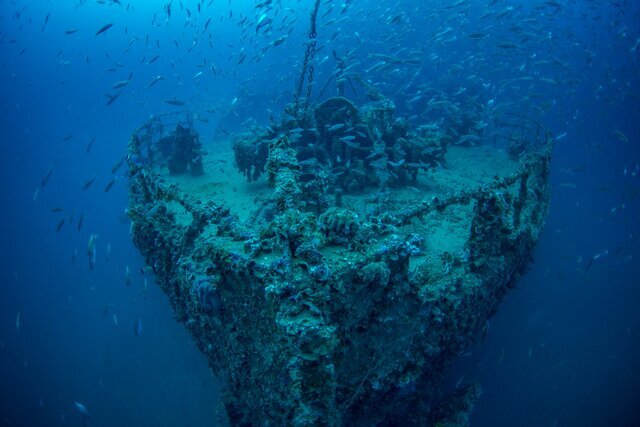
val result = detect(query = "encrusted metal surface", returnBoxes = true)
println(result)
[127,100,551,426]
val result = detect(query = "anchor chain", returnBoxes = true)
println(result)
[294,0,321,117]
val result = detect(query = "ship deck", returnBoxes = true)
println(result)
[153,141,520,277]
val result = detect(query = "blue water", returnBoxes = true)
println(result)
[1,1,639,426]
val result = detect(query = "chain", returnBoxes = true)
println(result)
[293,0,321,117]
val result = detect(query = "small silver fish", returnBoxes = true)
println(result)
[134,315,143,335]
[88,234,98,270]
[145,75,165,88]
[16,309,22,331]
[73,401,90,418]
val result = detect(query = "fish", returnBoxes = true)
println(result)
[41,166,54,187]
[495,42,519,49]
[73,401,90,418]
[125,266,130,287]
[559,182,577,188]
[496,347,505,366]
[134,315,143,335]
[163,99,185,106]
[586,249,608,270]
[387,159,405,168]
[104,178,116,192]
[468,32,488,39]
[82,175,97,190]
[111,157,125,174]
[56,218,65,232]
[77,213,84,231]
[88,234,98,270]
[86,137,96,153]
[64,29,79,35]
[145,75,165,88]
[269,35,288,48]
[454,134,482,145]
[42,12,51,30]
[101,304,115,319]
[256,13,271,33]
[95,23,114,36]
[112,72,133,89]
[16,309,21,331]
[327,123,345,132]
[138,278,149,301]
[613,129,629,143]
[105,92,121,106]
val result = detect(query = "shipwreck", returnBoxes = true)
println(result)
[126,84,551,424]
[127,5,550,423]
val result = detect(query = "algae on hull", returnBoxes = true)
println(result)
[127,99,551,425]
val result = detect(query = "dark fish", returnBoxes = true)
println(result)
[105,92,121,105]
[112,72,132,89]
[585,257,594,270]
[41,166,54,187]
[111,157,125,174]
[82,175,97,191]
[64,29,79,35]
[163,99,185,106]
[95,23,114,36]
[42,12,51,31]
[56,218,65,232]
[86,137,95,154]
[77,213,84,231]
[62,133,74,142]
[104,178,116,192]
[50,207,64,213]
[495,42,519,49]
